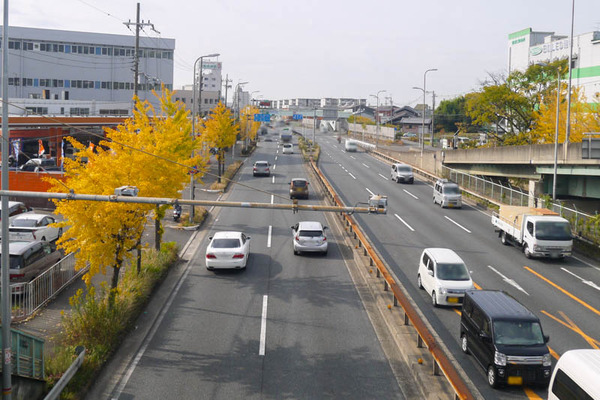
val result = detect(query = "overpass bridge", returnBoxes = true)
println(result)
[442,142,600,199]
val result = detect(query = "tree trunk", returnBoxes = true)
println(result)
[109,261,122,308]
[155,204,161,251]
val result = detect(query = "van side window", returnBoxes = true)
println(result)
[552,369,593,400]
[471,307,484,330]
[422,253,430,268]
[462,297,473,317]
[482,318,491,335]
[527,221,534,235]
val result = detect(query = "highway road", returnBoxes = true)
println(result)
[109,131,407,399]
[316,132,600,399]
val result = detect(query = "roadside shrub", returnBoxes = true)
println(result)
[210,161,243,191]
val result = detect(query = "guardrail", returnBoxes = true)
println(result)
[308,159,475,400]
[8,253,86,323]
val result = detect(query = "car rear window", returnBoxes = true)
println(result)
[211,239,241,248]
[284,144,292,148]
[11,219,37,228]
[298,230,323,238]
[293,180,307,187]
[255,162,268,167]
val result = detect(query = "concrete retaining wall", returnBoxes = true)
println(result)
[348,123,395,140]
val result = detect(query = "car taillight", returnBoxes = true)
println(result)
[253,167,257,171]
[295,235,299,241]
[206,254,216,259]
[322,237,327,241]
[232,253,245,259]
[265,168,269,171]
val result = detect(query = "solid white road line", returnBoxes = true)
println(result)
[561,268,600,291]
[403,189,418,200]
[267,225,272,248]
[444,216,472,233]
[362,163,370,169]
[272,176,275,184]
[259,295,268,356]
[348,173,357,179]
[273,164,276,170]
[572,255,600,271]
[275,156,278,161]
[271,195,274,204]
[366,188,375,196]
[378,173,389,181]
[350,156,356,160]
[488,266,529,295]
[394,214,415,232]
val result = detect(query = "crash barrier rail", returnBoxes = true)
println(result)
[0,328,44,380]
[441,165,598,244]
[44,346,85,400]
[309,159,474,400]
[8,253,86,323]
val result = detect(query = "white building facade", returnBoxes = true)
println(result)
[508,27,600,102]
[0,26,175,115]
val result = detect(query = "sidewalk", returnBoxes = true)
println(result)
[16,147,247,352]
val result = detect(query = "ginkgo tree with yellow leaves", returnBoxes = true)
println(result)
[200,101,238,181]
[48,89,207,299]
[240,105,261,150]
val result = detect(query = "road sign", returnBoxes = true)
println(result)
[293,114,303,120]
[254,114,271,122]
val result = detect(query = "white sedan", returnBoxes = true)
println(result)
[9,213,62,242]
[205,231,251,270]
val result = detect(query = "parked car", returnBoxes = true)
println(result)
[282,143,294,154]
[19,158,57,172]
[291,221,328,255]
[289,178,309,199]
[0,201,31,222]
[433,179,462,208]
[205,231,251,270]
[9,213,62,242]
[417,248,474,306]
[460,290,552,388]
[390,163,414,184]
[4,240,63,293]
[253,161,271,177]
[402,132,417,138]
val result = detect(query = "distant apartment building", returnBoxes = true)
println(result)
[0,26,175,115]
[508,27,600,101]
[272,97,365,109]
[175,60,223,115]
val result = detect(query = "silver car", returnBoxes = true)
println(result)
[292,221,328,255]
[253,161,271,177]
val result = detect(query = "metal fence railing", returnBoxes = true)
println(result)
[441,165,598,244]
[0,328,45,380]
[8,253,86,322]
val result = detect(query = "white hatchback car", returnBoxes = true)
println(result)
[292,221,328,255]
[9,213,61,242]
[282,143,294,154]
[417,248,474,307]
[205,231,251,270]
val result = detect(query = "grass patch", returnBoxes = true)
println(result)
[209,161,243,192]
[298,136,320,162]
[181,206,208,227]
[44,242,179,399]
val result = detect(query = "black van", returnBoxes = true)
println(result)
[459,290,552,388]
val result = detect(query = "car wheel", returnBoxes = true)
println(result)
[431,291,438,307]
[524,244,532,259]
[500,231,508,245]
[294,249,299,255]
[433,196,436,204]
[487,365,498,388]
[417,274,423,289]
[461,334,469,354]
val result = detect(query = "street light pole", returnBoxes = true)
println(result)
[421,68,437,154]
[190,53,219,223]
[553,68,561,202]
[370,90,386,148]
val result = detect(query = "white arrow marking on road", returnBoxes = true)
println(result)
[394,214,415,232]
[403,189,418,200]
[362,163,370,169]
[348,173,357,179]
[444,216,472,233]
[259,295,268,355]
[267,225,272,248]
[488,265,529,295]
[561,268,600,291]
[366,188,375,196]
[378,173,389,181]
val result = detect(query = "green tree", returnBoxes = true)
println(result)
[201,101,238,181]
[434,96,473,133]
[49,89,205,301]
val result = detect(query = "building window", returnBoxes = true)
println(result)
[25,107,48,115]
[70,107,90,116]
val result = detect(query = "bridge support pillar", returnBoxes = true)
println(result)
[528,179,544,207]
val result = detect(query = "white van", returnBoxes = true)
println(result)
[345,140,358,152]
[548,349,600,400]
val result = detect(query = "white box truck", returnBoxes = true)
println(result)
[491,206,572,259]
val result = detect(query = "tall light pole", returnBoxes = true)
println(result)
[246,90,260,149]
[420,68,437,154]
[564,0,575,150]
[370,90,386,148]
[189,53,219,223]
[232,81,248,161]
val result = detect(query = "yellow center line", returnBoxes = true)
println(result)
[524,266,600,316]
[541,310,600,349]
[473,282,482,290]
[548,346,560,360]
[454,309,462,316]
[524,387,543,399]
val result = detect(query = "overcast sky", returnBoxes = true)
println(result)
[6,0,600,107]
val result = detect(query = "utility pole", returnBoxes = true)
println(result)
[124,3,159,100]
[223,75,232,107]
[431,91,436,148]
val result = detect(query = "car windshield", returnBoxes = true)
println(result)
[298,230,323,238]
[493,321,545,345]
[436,263,470,280]
[211,238,241,249]
[11,219,37,228]
[535,221,572,241]
[293,180,307,187]
[397,166,412,172]
[443,185,460,195]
